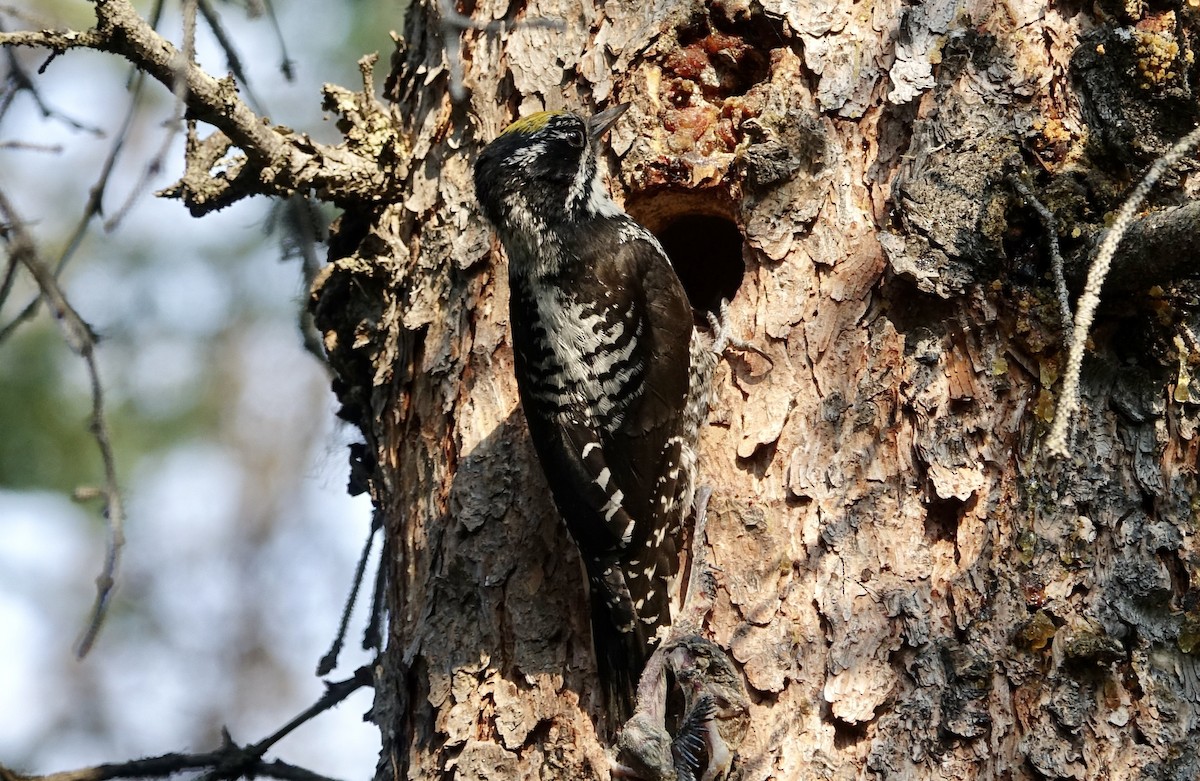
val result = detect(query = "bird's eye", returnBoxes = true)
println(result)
[567,129,586,148]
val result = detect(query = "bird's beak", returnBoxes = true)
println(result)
[587,103,630,143]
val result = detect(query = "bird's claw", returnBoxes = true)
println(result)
[705,299,770,364]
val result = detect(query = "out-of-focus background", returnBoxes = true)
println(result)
[0,1,407,776]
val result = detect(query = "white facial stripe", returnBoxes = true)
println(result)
[586,171,621,217]
[567,150,593,213]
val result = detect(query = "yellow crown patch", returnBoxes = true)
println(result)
[501,111,563,136]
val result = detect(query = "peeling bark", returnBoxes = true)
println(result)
[308,1,1200,779]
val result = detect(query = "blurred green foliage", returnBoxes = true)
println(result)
[0,321,221,493]
[0,325,96,492]
[0,0,416,493]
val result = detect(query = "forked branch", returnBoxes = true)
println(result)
[0,0,390,213]
[1046,124,1200,457]
[0,189,124,658]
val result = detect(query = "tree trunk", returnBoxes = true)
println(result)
[312,2,1200,778]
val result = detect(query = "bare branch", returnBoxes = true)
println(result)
[240,666,374,764]
[0,19,105,133]
[101,0,197,233]
[365,527,386,652]
[178,0,196,105]
[88,0,289,168]
[0,189,125,658]
[317,519,377,676]
[0,140,64,151]
[0,0,385,211]
[1047,124,1200,458]
[0,751,343,781]
[0,244,17,310]
[258,0,294,81]
[241,762,341,781]
[0,26,105,53]
[0,66,150,344]
[196,0,266,110]
[0,667,372,781]
[1008,174,1072,334]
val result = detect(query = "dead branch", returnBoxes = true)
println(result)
[0,667,373,781]
[1008,174,1072,334]
[0,18,104,134]
[258,0,294,81]
[0,140,63,151]
[0,755,340,781]
[0,189,125,657]
[1047,124,1200,458]
[100,0,195,232]
[0,65,147,344]
[0,0,389,212]
[1065,201,1200,291]
[195,0,270,112]
[316,515,378,676]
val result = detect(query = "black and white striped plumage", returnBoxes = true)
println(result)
[474,105,712,725]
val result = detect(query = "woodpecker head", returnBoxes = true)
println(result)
[474,104,630,233]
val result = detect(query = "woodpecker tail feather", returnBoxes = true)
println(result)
[588,568,655,729]
[592,619,642,729]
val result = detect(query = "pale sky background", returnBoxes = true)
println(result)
[0,1,409,777]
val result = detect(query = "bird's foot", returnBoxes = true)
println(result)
[703,299,752,355]
[705,299,771,366]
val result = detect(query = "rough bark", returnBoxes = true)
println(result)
[310,1,1200,779]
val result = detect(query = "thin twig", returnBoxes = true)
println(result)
[1,755,342,781]
[0,67,148,344]
[0,189,125,658]
[197,666,374,781]
[101,0,198,234]
[365,518,386,652]
[234,666,373,761]
[0,140,64,151]
[1046,124,1200,457]
[0,247,17,311]
[317,520,376,675]
[0,19,105,134]
[138,0,167,90]
[244,761,341,781]
[259,0,294,81]
[1008,174,1072,335]
[196,0,265,110]
[0,667,372,781]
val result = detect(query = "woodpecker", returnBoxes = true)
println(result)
[474,104,715,725]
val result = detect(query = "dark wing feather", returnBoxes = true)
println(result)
[514,225,692,559]
[509,220,694,726]
[672,694,717,781]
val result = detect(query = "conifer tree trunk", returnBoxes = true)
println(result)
[313,2,1200,778]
